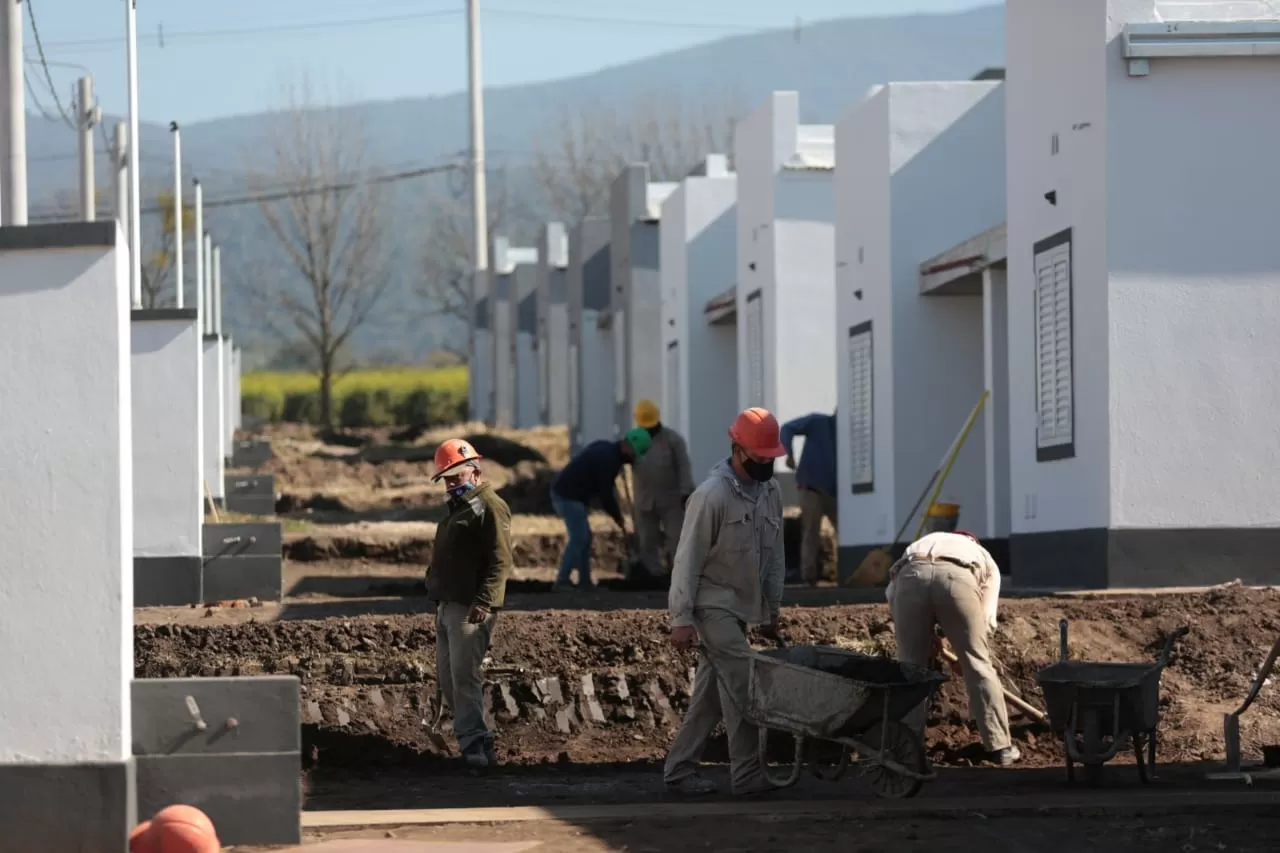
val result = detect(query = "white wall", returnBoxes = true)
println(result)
[489,272,513,429]
[537,223,570,425]
[662,164,740,483]
[222,336,236,452]
[132,314,203,557]
[568,217,616,453]
[0,226,132,763]
[513,263,539,428]
[836,82,1004,545]
[986,268,1012,539]
[231,346,242,431]
[547,302,569,424]
[202,337,225,500]
[470,271,492,424]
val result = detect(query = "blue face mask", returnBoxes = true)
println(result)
[448,481,477,501]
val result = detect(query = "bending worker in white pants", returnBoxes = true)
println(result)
[886,530,1020,766]
[663,407,788,796]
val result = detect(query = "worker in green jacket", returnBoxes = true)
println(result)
[426,438,514,769]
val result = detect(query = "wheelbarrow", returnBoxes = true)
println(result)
[1036,620,1189,785]
[747,644,947,799]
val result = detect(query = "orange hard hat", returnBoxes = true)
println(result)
[728,407,787,459]
[432,438,483,481]
[130,805,220,853]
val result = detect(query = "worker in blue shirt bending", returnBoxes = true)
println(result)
[550,428,652,591]
[780,411,838,585]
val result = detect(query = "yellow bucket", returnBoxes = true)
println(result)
[922,502,960,534]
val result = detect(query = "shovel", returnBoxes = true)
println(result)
[937,643,1048,724]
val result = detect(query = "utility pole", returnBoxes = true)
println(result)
[113,123,129,244]
[0,0,29,226]
[77,76,99,221]
[466,0,488,364]
[171,122,183,308]
[193,179,203,327]
[126,0,142,306]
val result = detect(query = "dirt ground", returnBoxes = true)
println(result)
[294,812,1280,853]
[189,424,1280,823]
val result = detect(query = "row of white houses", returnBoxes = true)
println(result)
[469,0,1280,590]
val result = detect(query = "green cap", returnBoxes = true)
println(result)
[624,427,652,459]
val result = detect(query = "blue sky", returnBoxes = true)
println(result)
[28,0,987,124]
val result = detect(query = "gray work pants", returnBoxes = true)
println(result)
[633,500,686,575]
[663,608,766,794]
[435,601,498,754]
[889,561,1012,751]
[798,488,838,582]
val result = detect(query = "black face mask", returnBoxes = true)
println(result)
[646,423,662,437]
[741,456,775,483]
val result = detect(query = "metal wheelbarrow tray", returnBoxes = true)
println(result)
[747,645,946,799]
[1035,623,1189,785]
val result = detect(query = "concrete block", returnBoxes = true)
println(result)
[203,555,283,603]
[203,522,282,558]
[131,676,301,756]
[0,760,136,853]
[134,555,203,607]
[223,473,277,516]
[230,439,273,470]
[134,752,300,846]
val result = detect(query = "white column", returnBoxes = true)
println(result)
[982,267,996,541]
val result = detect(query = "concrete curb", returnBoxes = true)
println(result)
[302,789,1280,829]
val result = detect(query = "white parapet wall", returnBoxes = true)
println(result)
[202,334,226,501]
[1006,0,1280,588]
[833,80,1006,582]
[735,91,838,505]
[0,222,135,848]
[470,268,493,425]
[661,154,740,482]
[490,238,537,428]
[222,335,236,457]
[537,222,571,426]
[232,346,242,432]
[512,256,540,429]
[611,164,676,437]
[568,216,615,456]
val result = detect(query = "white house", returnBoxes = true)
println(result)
[536,222,571,426]
[735,91,837,504]
[568,216,615,455]
[834,80,1006,583]
[469,268,492,424]
[660,154,740,482]
[488,237,537,428]
[611,164,676,437]
[1005,0,1280,587]
[511,254,541,429]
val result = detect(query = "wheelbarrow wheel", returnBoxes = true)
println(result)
[1081,707,1105,787]
[861,721,927,800]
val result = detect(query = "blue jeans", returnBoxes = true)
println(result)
[551,491,592,586]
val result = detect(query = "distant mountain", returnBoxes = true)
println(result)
[23,4,1005,365]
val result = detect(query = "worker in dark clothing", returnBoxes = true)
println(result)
[426,438,514,769]
[551,428,653,590]
[780,411,838,585]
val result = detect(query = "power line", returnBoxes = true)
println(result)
[484,5,766,33]
[24,0,76,129]
[26,160,463,224]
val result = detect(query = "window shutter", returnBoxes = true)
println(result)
[1033,229,1075,461]
[745,289,764,406]
[666,341,681,432]
[614,309,627,404]
[847,321,874,494]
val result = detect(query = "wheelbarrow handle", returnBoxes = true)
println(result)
[1159,625,1191,663]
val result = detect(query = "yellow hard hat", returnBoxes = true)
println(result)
[633,399,660,429]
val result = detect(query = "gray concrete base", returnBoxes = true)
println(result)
[134,555,202,607]
[133,676,301,846]
[1011,527,1280,590]
[224,473,277,516]
[230,439,273,470]
[203,522,284,602]
[0,758,136,853]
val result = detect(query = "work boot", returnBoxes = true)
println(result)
[665,774,718,796]
[990,745,1021,766]
[462,743,490,769]
[484,740,498,766]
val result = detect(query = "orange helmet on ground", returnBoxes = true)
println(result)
[432,438,483,481]
[130,805,220,853]
[728,407,787,459]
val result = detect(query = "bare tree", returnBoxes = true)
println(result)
[416,164,514,342]
[531,90,745,223]
[248,80,391,427]
[139,188,197,309]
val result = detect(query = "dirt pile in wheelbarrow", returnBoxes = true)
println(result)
[134,588,1280,771]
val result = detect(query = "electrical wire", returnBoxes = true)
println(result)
[24,0,77,129]
[484,5,768,33]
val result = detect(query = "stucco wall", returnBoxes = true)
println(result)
[986,268,1012,539]
[489,271,513,428]
[222,335,236,453]
[132,314,203,557]
[202,337,226,500]
[568,217,615,454]
[231,347,242,431]
[470,272,491,423]
[0,225,133,763]
[537,223,570,426]
[661,172,740,482]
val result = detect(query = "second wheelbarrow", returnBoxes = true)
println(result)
[1036,621,1189,785]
